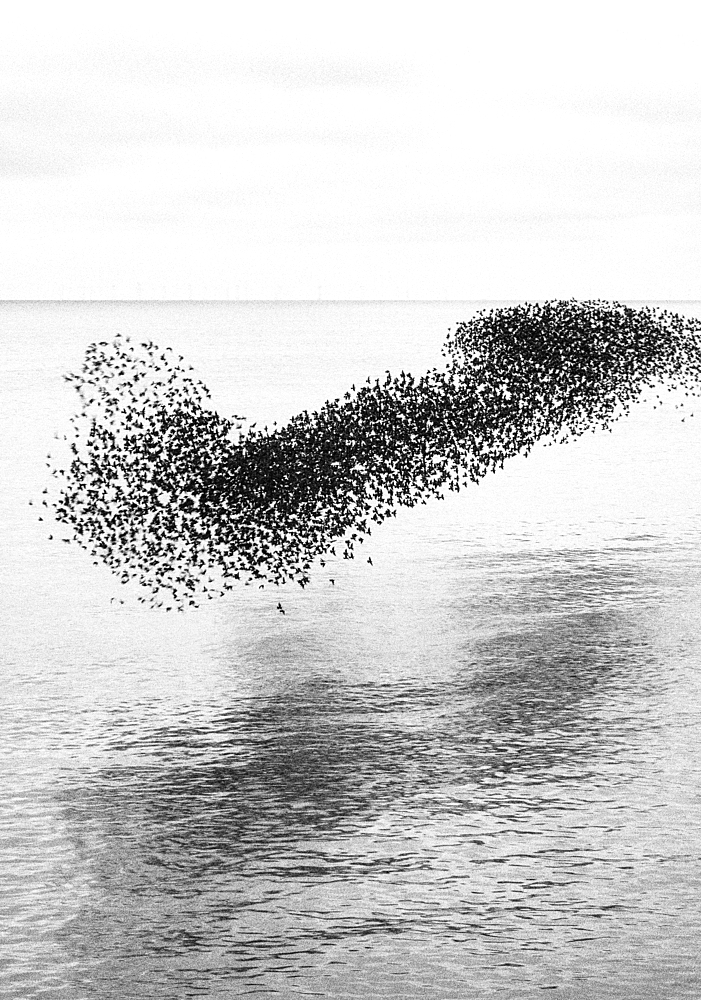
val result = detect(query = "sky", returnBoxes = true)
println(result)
[1,0,700,299]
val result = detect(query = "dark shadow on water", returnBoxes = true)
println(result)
[53,543,689,995]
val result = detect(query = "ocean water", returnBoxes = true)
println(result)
[2,300,701,999]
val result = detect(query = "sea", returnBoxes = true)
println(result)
[2,300,701,999]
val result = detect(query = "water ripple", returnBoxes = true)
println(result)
[3,544,701,998]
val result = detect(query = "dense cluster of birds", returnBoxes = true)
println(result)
[41,300,701,610]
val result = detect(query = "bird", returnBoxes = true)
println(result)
[276,602,285,614]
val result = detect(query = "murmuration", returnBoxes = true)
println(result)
[44,301,701,608]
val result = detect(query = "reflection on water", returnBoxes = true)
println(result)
[4,542,700,998]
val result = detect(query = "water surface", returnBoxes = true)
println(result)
[2,301,701,998]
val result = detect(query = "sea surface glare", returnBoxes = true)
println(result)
[1,301,701,999]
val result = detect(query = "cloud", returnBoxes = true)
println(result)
[573,93,701,128]
[2,8,701,297]
[14,43,413,89]
[0,47,419,179]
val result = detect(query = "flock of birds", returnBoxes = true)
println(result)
[40,300,701,611]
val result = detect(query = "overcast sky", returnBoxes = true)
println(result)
[2,1,700,298]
